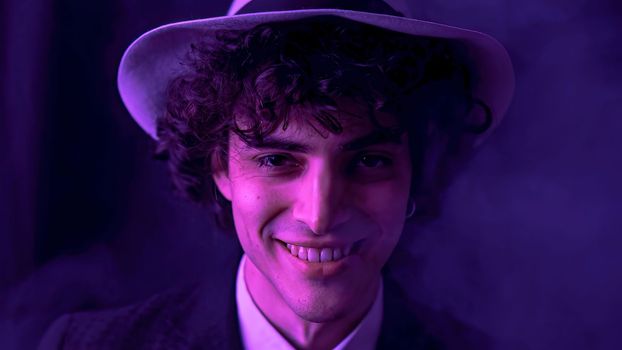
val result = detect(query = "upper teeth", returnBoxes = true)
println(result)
[285,243,353,263]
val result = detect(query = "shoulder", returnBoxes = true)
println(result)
[38,252,243,350]
[378,273,494,350]
[38,285,201,350]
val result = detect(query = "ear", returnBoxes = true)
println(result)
[211,155,233,202]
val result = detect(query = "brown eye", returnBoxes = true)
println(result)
[256,154,296,168]
[356,154,392,168]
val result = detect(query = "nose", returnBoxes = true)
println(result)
[292,160,350,235]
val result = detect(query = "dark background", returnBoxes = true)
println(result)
[1,0,621,349]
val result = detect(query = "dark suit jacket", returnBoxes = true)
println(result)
[38,258,491,350]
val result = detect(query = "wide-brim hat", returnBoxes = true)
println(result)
[118,0,514,144]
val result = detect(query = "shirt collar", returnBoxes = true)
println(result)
[236,254,383,350]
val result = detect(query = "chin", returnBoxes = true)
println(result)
[289,301,347,323]
[281,285,354,323]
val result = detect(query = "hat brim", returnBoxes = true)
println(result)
[118,9,515,144]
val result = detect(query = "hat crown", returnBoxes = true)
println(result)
[117,0,514,141]
[227,0,413,17]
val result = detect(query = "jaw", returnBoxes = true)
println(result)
[245,237,381,322]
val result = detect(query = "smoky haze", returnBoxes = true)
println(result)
[1,0,620,349]
[399,0,622,348]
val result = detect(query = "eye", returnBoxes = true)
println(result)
[256,154,299,169]
[355,154,393,169]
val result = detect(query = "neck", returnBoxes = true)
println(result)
[244,257,380,350]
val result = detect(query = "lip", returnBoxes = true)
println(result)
[273,238,361,250]
[274,239,363,279]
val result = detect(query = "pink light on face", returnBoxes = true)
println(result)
[212,99,413,333]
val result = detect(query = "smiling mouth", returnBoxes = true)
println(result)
[276,240,362,263]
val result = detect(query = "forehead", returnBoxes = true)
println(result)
[232,99,407,152]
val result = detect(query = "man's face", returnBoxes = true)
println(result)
[213,101,413,323]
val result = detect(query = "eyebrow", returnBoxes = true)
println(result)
[242,129,404,153]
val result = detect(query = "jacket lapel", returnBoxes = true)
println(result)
[376,273,443,349]
[179,250,245,350]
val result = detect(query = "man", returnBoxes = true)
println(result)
[39,0,514,349]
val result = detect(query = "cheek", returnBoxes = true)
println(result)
[357,182,409,262]
[361,179,409,223]
[229,178,284,246]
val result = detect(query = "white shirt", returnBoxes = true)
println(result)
[236,255,383,350]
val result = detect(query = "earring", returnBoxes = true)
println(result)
[406,198,416,218]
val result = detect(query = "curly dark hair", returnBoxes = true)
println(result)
[155,15,491,232]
